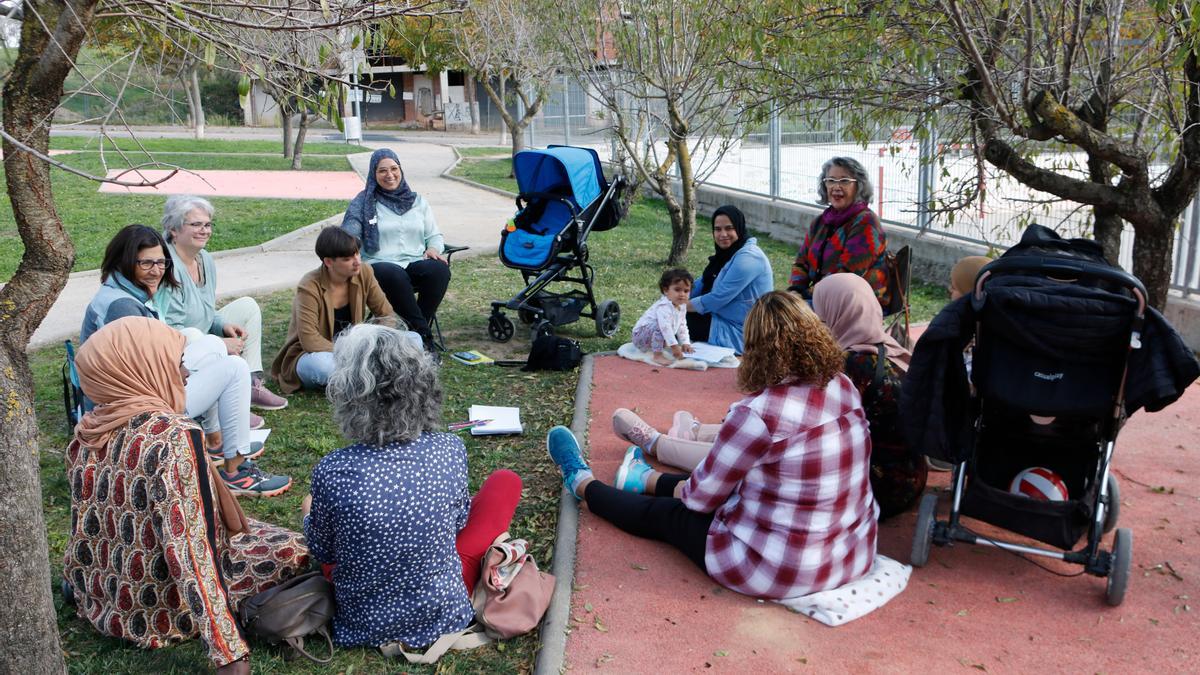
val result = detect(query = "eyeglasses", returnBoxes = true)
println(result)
[183,221,214,230]
[822,177,858,186]
[135,258,170,271]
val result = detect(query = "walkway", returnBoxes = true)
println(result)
[559,354,1199,672]
[28,141,513,348]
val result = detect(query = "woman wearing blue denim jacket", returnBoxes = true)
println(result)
[686,205,774,354]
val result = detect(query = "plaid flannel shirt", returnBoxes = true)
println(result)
[680,374,879,599]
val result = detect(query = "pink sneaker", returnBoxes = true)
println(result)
[612,408,659,455]
[668,411,699,440]
[249,413,265,430]
[251,380,288,410]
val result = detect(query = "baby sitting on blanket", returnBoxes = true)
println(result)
[630,268,696,366]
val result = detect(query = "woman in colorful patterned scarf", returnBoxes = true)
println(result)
[788,157,891,308]
[62,317,309,674]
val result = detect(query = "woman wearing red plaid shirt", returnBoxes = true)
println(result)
[548,291,879,599]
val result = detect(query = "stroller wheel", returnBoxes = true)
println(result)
[1102,474,1120,534]
[1105,528,1132,606]
[488,314,515,342]
[532,319,555,341]
[596,299,621,338]
[911,492,938,568]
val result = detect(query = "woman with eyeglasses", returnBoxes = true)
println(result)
[788,157,891,308]
[78,225,291,496]
[156,195,289,411]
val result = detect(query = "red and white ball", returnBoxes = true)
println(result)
[1010,467,1069,501]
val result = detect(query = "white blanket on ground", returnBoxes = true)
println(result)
[616,342,740,371]
[775,554,911,627]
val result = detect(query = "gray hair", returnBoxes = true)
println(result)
[816,157,873,207]
[326,323,441,446]
[161,195,214,243]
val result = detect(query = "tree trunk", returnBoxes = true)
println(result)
[281,107,294,159]
[1131,219,1174,310]
[188,66,206,141]
[668,136,697,265]
[1,3,98,673]
[465,75,480,135]
[1092,208,1123,267]
[291,107,310,170]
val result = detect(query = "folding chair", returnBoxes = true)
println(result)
[883,245,912,348]
[429,244,470,352]
[62,340,88,431]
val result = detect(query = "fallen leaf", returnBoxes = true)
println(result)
[595,653,614,667]
[996,597,1018,603]
[714,650,728,657]
[797,657,808,664]
[956,609,969,617]
[584,602,593,612]
[594,618,608,632]
[631,563,648,571]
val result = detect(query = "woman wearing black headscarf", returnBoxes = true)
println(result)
[685,205,774,354]
[341,148,449,350]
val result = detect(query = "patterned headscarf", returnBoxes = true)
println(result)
[345,148,417,254]
[813,273,911,372]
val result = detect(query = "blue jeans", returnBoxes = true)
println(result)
[296,331,423,388]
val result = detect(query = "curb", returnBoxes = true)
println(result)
[441,147,519,200]
[534,350,615,675]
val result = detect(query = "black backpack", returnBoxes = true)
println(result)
[521,335,584,371]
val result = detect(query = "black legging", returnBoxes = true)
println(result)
[686,312,712,343]
[370,259,451,342]
[583,473,712,572]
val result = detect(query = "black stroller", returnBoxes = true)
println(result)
[487,146,624,342]
[908,229,1159,606]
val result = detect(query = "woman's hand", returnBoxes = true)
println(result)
[216,655,250,675]
[301,494,313,517]
[222,337,245,356]
[222,324,247,355]
[686,300,697,313]
[424,248,448,264]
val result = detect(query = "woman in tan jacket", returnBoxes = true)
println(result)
[272,227,415,393]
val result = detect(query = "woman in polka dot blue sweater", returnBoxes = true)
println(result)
[302,323,522,649]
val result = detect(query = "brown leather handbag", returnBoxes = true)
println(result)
[238,571,336,663]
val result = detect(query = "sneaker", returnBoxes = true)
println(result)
[546,425,592,500]
[208,441,265,466]
[250,380,288,411]
[614,446,652,494]
[927,457,954,472]
[612,408,659,455]
[668,411,699,440]
[249,413,265,430]
[221,461,292,497]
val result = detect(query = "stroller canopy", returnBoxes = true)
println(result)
[513,147,603,210]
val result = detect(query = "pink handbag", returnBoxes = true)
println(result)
[471,534,556,639]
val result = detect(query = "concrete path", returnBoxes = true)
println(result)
[28,141,513,349]
[558,355,1200,673]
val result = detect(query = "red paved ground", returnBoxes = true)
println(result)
[98,169,362,199]
[568,354,1199,673]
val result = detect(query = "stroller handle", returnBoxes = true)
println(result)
[975,255,1147,317]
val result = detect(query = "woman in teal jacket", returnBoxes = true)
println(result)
[687,205,774,354]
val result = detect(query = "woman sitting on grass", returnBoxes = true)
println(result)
[548,291,878,599]
[272,226,417,393]
[303,323,522,650]
[64,317,309,674]
[79,224,289,497]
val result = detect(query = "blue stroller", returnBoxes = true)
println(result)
[487,146,625,342]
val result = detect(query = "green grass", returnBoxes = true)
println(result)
[30,162,951,673]
[0,152,355,281]
[50,136,369,155]
[454,146,514,158]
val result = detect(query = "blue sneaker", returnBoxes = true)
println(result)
[614,446,652,494]
[546,425,592,500]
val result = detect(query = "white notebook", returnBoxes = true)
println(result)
[468,405,523,436]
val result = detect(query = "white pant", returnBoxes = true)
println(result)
[182,335,250,459]
[216,296,264,373]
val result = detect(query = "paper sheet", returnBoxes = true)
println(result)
[467,405,523,435]
[686,342,737,363]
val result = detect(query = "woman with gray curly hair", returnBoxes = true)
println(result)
[301,323,523,651]
[788,157,892,308]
